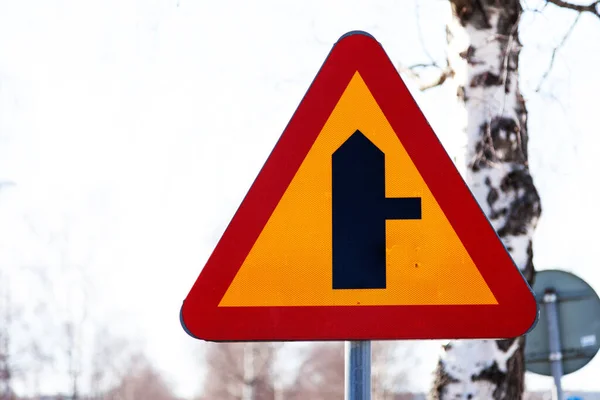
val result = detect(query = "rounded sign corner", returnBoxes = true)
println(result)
[336,30,377,44]
[180,302,201,340]
[524,300,541,335]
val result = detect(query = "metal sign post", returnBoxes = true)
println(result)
[543,289,564,400]
[345,341,371,400]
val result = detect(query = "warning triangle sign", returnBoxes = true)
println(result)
[181,31,538,342]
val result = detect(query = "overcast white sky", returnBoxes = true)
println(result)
[1,0,599,398]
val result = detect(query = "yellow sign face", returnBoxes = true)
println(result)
[219,72,497,307]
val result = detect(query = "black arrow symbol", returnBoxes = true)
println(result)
[332,130,422,289]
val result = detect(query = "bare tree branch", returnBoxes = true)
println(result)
[536,13,581,91]
[395,0,451,92]
[397,62,453,91]
[414,0,442,67]
[408,62,441,70]
[418,68,453,90]
[522,0,549,13]
[545,0,600,18]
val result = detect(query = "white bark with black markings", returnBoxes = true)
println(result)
[430,1,541,399]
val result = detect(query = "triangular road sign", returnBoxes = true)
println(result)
[181,31,538,342]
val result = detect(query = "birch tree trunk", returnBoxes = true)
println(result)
[431,1,542,399]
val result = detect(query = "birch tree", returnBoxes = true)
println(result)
[430,1,541,399]
[202,342,278,400]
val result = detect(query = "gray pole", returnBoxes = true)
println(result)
[345,341,371,400]
[243,343,255,400]
[543,289,564,400]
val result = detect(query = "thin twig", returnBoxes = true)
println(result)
[419,68,453,91]
[405,0,451,91]
[414,0,440,67]
[397,63,452,91]
[536,13,581,92]
[522,0,547,13]
[408,62,441,70]
[545,0,600,19]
